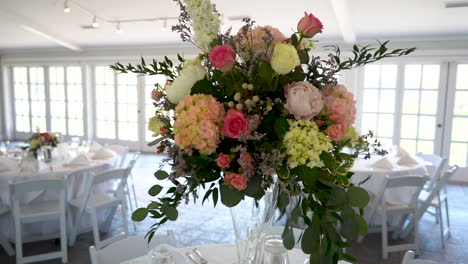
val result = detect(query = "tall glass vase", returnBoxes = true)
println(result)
[230,183,279,264]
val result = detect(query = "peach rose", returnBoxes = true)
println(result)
[239,153,254,168]
[209,45,236,72]
[231,174,248,191]
[223,108,249,139]
[216,153,231,168]
[327,123,346,141]
[224,172,237,185]
[297,12,323,38]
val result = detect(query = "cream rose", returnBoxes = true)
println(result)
[166,59,206,104]
[270,43,300,74]
[284,81,324,121]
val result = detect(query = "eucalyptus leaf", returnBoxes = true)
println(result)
[148,185,163,196]
[132,208,148,222]
[281,226,295,250]
[347,186,369,208]
[163,206,178,221]
[154,170,169,180]
[220,183,244,207]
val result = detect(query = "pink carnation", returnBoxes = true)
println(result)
[223,108,249,139]
[209,45,236,72]
[327,123,346,141]
[324,85,356,127]
[236,25,286,60]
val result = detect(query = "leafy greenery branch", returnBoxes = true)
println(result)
[110,55,186,80]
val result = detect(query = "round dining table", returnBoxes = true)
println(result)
[121,243,352,264]
[0,151,118,241]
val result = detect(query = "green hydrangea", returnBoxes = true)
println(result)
[283,120,333,168]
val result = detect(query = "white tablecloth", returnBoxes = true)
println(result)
[121,244,351,264]
[350,155,432,205]
[0,153,117,241]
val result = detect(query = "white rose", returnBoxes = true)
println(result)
[166,59,206,104]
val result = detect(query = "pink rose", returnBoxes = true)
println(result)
[324,85,356,127]
[239,153,253,168]
[209,45,236,72]
[217,153,231,168]
[284,81,324,121]
[231,174,248,191]
[327,123,346,141]
[223,109,249,139]
[297,12,323,38]
[151,89,159,101]
[224,172,236,185]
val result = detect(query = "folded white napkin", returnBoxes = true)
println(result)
[396,147,410,157]
[0,157,18,172]
[66,154,90,166]
[370,157,394,170]
[92,147,115,160]
[397,154,419,166]
[89,141,103,152]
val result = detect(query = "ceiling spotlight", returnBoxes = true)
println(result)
[116,22,123,33]
[92,16,99,28]
[162,18,168,31]
[63,0,71,13]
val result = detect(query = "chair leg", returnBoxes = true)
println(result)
[382,210,388,260]
[122,201,129,236]
[445,198,451,238]
[0,234,14,256]
[438,205,445,249]
[14,218,22,264]
[60,211,68,263]
[126,185,137,231]
[435,207,439,224]
[414,211,420,255]
[90,207,101,250]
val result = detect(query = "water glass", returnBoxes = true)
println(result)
[148,244,175,264]
[260,235,290,264]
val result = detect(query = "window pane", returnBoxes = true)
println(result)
[419,91,438,115]
[454,91,468,116]
[451,117,468,142]
[377,114,394,137]
[380,65,397,88]
[95,66,116,139]
[364,65,380,88]
[379,89,395,113]
[418,116,436,140]
[362,89,378,112]
[456,64,468,90]
[29,67,46,132]
[417,140,434,155]
[13,67,30,132]
[360,113,377,135]
[400,139,417,155]
[421,65,440,90]
[450,143,467,166]
[402,90,420,114]
[401,115,418,138]
[405,64,422,89]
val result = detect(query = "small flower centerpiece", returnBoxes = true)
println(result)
[28,132,59,161]
[112,0,415,263]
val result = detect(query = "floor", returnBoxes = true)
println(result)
[0,153,467,264]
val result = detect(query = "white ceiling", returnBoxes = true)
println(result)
[0,0,467,53]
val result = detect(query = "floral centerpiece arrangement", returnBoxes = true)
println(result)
[28,132,59,159]
[112,0,415,262]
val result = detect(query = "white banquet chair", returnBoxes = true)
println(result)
[106,144,129,168]
[410,166,458,249]
[10,178,68,264]
[68,168,131,250]
[401,250,437,264]
[124,152,140,230]
[88,231,176,264]
[363,175,428,259]
[0,201,15,256]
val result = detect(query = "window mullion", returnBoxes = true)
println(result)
[64,67,69,136]
[44,66,52,133]
[393,63,405,147]
[27,67,33,133]
[114,70,119,141]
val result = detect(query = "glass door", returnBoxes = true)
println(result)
[398,64,446,155]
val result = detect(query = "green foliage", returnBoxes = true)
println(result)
[132,208,148,222]
[110,55,183,80]
[220,182,245,207]
[148,185,163,196]
[154,170,169,180]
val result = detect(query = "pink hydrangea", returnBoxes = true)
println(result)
[173,94,225,154]
[323,85,356,128]
[236,25,286,60]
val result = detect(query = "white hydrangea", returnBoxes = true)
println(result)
[184,0,220,52]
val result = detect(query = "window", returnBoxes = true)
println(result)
[49,66,85,136]
[448,64,468,166]
[145,75,167,142]
[94,66,138,141]
[360,64,398,148]
[12,66,84,136]
[399,64,440,154]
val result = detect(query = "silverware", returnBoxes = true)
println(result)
[185,252,199,264]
